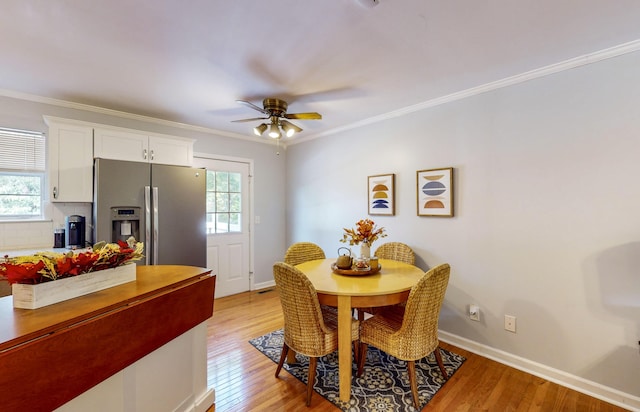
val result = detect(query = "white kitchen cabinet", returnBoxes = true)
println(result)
[147,134,194,166]
[94,128,193,166]
[93,128,148,163]
[46,118,94,202]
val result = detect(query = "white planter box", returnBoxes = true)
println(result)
[12,264,136,309]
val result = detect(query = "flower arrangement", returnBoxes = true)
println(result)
[0,237,144,285]
[340,218,387,246]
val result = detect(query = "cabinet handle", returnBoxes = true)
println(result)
[150,150,154,161]
[53,186,58,199]
[143,149,148,160]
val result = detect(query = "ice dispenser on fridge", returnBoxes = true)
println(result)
[111,207,140,243]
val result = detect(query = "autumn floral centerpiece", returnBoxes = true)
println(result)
[340,218,387,258]
[1,237,144,309]
[1,237,143,285]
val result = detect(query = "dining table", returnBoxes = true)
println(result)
[295,257,425,403]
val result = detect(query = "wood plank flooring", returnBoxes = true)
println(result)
[206,288,628,411]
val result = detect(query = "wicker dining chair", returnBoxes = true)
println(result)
[284,242,336,316]
[373,242,415,265]
[273,262,360,406]
[355,242,416,321]
[284,242,326,266]
[357,263,451,409]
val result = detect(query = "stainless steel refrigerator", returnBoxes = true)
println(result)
[93,158,206,267]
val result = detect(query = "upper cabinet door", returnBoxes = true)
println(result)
[47,120,94,202]
[148,135,193,166]
[94,128,193,166]
[94,128,149,162]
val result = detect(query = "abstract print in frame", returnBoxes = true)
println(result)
[368,173,395,215]
[417,167,453,217]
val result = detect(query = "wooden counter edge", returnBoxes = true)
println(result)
[0,266,216,412]
[0,265,212,351]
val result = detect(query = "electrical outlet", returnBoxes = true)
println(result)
[469,304,480,321]
[504,315,516,333]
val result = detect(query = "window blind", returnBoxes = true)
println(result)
[0,127,46,172]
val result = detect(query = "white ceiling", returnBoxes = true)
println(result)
[1,1,640,141]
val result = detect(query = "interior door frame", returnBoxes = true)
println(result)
[193,152,254,293]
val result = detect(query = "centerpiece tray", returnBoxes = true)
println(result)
[331,262,381,276]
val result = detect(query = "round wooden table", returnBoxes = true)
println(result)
[295,258,425,402]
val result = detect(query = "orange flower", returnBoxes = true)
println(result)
[340,219,387,246]
[0,261,45,284]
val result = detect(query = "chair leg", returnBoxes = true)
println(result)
[434,347,448,379]
[306,357,318,406]
[275,344,289,378]
[353,341,359,365]
[287,349,298,364]
[408,360,420,409]
[357,342,368,376]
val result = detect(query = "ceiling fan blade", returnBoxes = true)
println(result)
[284,112,322,120]
[236,99,269,115]
[231,117,268,123]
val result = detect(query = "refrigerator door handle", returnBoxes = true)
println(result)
[145,186,151,266]
[153,186,159,265]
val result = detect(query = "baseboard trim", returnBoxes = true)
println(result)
[194,388,214,412]
[253,280,275,291]
[439,331,640,411]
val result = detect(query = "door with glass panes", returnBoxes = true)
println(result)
[193,157,251,297]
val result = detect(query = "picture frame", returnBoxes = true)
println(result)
[417,167,453,217]
[368,174,395,216]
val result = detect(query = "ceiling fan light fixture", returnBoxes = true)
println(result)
[281,120,303,137]
[268,123,281,139]
[235,98,321,139]
[253,123,268,136]
[284,127,295,138]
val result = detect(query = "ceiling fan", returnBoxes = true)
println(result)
[232,98,322,139]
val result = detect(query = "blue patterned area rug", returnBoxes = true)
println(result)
[249,329,465,411]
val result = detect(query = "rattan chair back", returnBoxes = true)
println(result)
[273,262,359,405]
[374,242,415,265]
[273,262,335,357]
[357,263,451,408]
[394,263,450,359]
[284,242,326,267]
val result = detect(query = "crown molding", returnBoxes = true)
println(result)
[2,39,640,146]
[293,38,640,144]
[0,88,264,143]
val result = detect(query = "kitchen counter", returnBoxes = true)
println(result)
[0,265,216,412]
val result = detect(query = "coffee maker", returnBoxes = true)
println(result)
[65,215,86,249]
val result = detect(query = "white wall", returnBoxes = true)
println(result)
[286,50,640,403]
[0,96,286,285]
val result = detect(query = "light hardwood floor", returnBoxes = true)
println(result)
[206,288,628,411]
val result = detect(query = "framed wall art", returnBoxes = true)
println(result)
[368,174,395,216]
[417,167,453,217]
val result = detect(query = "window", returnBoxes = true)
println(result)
[206,170,242,233]
[0,127,45,219]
